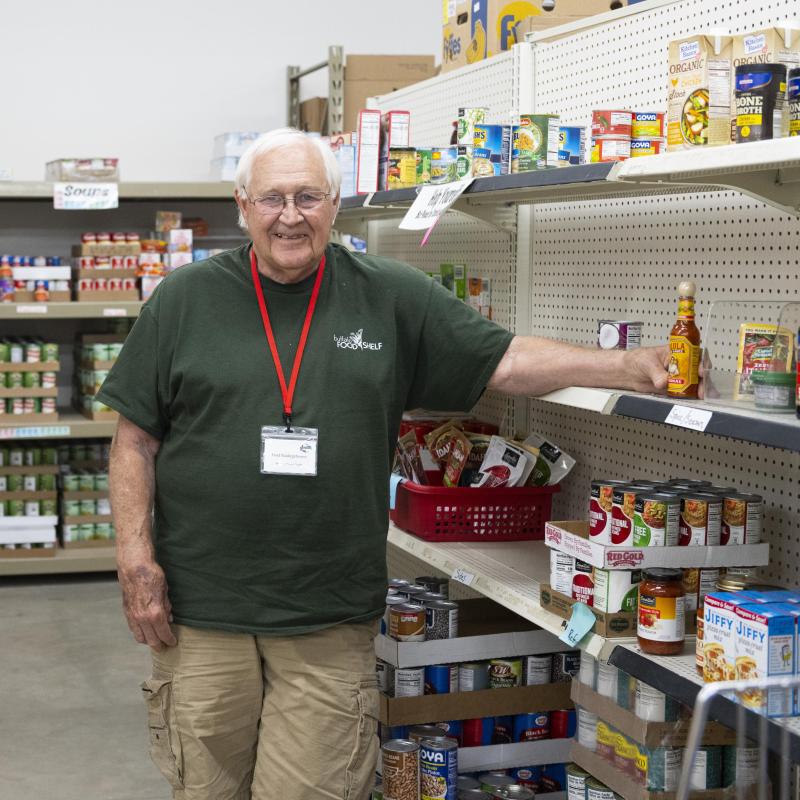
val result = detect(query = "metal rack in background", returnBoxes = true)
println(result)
[286,45,344,135]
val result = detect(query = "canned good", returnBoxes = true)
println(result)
[591,137,631,163]
[489,658,522,689]
[95,278,108,291]
[679,493,722,545]
[7,372,23,388]
[592,110,633,137]
[42,342,59,362]
[389,603,426,642]
[41,499,57,516]
[593,568,641,613]
[78,278,95,292]
[7,499,25,516]
[635,680,680,722]
[24,500,41,516]
[376,659,393,694]
[94,522,112,539]
[479,774,515,793]
[124,255,138,269]
[41,372,57,388]
[7,474,22,491]
[63,474,81,491]
[458,662,489,692]
[108,278,123,291]
[419,736,457,800]
[633,492,680,546]
[394,667,425,698]
[577,708,598,751]
[457,107,488,145]
[721,493,762,544]
[552,651,581,682]
[0,343,9,362]
[461,718,493,747]
[0,500,6,516]
[79,523,96,541]
[78,473,96,491]
[24,447,41,466]
[9,343,23,363]
[424,664,458,695]
[682,568,721,612]
[630,138,666,157]
[589,479,627,544]
[578,653,597,688]
[79,256,95,269]
[425,599,458,640]
[408,725,447,744]
[632,112,667,138]
[524,654,552,685]
[22,372,40,389]
[472,125,512,177]
[512,114,560,172]
[430,147,457,184]
[23,474,37,491]
[96,497,111,516]
[25,343,41,363]
[566,764,591,800]
[122,278,137,290]
[456,145,473,179]
[8,398,24,415]
[496,786,535,799]
[598,320,643,350]
[64,500,82,517]
[415,576,449,597]
[551,708,575,738]
[110,256,125,269]
[513,712,550,741]
[382,739,419,800]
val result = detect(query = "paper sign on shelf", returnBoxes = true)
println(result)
[559,601,596,647]
[16,305,48,314]
[399,178,474,234]
[452,567,476,587]
[102,308,128,317]
[664,405,713,432]
[53,182,119,210]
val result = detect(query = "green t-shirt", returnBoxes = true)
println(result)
[98,243,513,635]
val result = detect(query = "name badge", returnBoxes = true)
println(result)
[260,426,318,476]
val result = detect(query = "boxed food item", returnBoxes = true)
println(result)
[667,34,733,150]
[735,323,794,399]
[300,98,327,133]
[356,110,381,194]
[379,111,411,190]
[45,158,119,182]
[335,144,357,198]
[212,132,261,159]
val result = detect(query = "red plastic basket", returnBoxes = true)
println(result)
[390,482,560,543]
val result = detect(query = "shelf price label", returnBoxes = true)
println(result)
[53,182,119,210]
[0,425,71,439]
[16,305,48,314]
[452,567,476,587]
[664,405,713,432]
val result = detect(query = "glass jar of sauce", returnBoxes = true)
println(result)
[638,568,685,655]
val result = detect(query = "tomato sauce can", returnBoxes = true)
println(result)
[592,110,633,137]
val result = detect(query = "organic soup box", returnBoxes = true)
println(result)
[668,34,733,150]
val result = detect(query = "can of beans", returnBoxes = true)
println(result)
[513,711,550,741]
[682,568,721,612]
[63,474,80,491]
[94,522,112,538]
[389,603,425,642]
[458,662,489,692]
[419,736,458,800]
[480,774,516,794]
[376,659,394,694]
[415,575,449,597]
[489,658,523,689]
[679,493,722,545]
[425,599,458,640]
[552,651,581,682]
[424,664,458,695]
[80,523,95,541]
[382,739,419,800]
[398,584,427,602]
[524,654,553,685]
[589,479,627,544]
[721,493,762,545]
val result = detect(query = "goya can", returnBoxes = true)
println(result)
[633,492,680,546]
[630,138,666,157]
[488,658,522,688]
[679,493,722,545]
[382,739,420,800]
[632,112,667,138]
[419,736,457,800]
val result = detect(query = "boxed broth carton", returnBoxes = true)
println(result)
[668,34,734,150]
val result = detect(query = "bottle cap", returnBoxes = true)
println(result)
[678,280,696,297]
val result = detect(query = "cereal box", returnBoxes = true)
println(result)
[667,34,733,150]
[734,603,795,717]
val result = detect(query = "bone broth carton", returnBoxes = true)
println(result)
[703,591,757,683]
[668,33,734,151]
[734,603,796,717]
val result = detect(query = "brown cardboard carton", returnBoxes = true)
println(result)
[667,34,733,151]
[299,97,327,133]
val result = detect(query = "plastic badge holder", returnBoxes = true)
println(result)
[700,300,800,410]
[390,482,559,542]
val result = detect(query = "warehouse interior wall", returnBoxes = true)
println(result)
[2,0,441,183]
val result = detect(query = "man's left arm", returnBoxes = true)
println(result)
[488,336,670,396]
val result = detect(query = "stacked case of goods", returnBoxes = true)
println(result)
[0,254,71,302]
[0,444,60,557]
[72,232,141,301]
[0,340,60,423]
[75,334,125,421]
[59,440,112,548]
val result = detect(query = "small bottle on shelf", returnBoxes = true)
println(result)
[667,280,701,399]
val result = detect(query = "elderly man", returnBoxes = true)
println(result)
[100,127,667,800]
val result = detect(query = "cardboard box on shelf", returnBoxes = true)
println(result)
[342,55,436,132]
[355,110,381,194]
[300,97,328,133]
[513,0,622,39]
[570,680,737,747]
[376,598,568,667]
[544,521,770,570]
[75,290,139,303]
[380,680,573,726]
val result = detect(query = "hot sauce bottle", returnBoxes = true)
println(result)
[667,280,701,399]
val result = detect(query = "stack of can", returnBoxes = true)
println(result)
[591,111,667,163]
[0,255,71,297]
[0,339,60,417]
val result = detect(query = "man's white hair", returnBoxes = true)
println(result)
[234,128,341,230]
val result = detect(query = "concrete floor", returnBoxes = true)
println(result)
[0,575,170,800]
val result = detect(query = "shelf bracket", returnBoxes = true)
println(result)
[451,199,517,233]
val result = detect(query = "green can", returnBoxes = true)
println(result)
[63,474,81,491]
[41,498,57,516]
[42,447,58,465]
[79,523,95,541]
[23,474,38,492]
[0,342,10,362]
[9,447,24,466]
[91,344,111,362]
[42,342,59,362]
[512,114,560,172]
[0,447,8,466]
[7,500,25,517]
[456,145,473,179]
[78,473,96,491]
[7,372,23,388]
[38,473,56,491]
[63,524,80,543]
[94,522,112,539]
[107,343,124,361]
[415,148,432,185]
[64,499,81,517]
[7,474,23,492]
[22,372,41,389]
[79,499,97,516]
[72,444,88,462]
[94,473,109,491]
[24,447,41,466]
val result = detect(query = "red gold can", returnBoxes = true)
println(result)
[123,255,138,268]
[78,256,95,269]
[94,278,108,291]
[81,232,96,244]
[110,256,125,269]
[122,278,137,290]
[96,232,111,244]
[108,278,123,291]
[78,278,95,291]
[111,232,127,243]
[94,256,111,269]
[125,232,140,243]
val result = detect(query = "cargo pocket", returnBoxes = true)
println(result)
[141,674,184,790]
[344,680,380,800]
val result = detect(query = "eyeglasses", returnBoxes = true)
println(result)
[241,188,331,215]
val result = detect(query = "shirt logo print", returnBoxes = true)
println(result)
[333,328,384,351]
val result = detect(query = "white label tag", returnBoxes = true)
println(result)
[452,567,475,586]
[664,405,713,432]
[0,425,70,439]
[260,426,318,476]
[103,308,127,317]
[16,305,48,314]
[399,177,474,231]
[53,182,119,210]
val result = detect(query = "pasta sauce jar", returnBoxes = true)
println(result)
[637,568,686,655]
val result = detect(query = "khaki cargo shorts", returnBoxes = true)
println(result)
[140,619,380,800]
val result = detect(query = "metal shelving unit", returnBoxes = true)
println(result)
[0,301,142,319]
[0,181,234,200]
[0,412,117,440]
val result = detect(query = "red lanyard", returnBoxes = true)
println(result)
[250,248,326,430]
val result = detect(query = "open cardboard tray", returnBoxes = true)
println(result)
[0,516,58,546]
[0,413,60,424]
[540,584,696,638]
[0,546,55,558]
[75,290,139,302]
[75,268,138,280]
[0,491,57,502]
[63,514,112,525]
[79,409,118,422]
[12,291,71,302]
[0,387,58,399]
[376,598,567,668]
[570,681,737,747]
[0,465,59,476]
[80,360,116,370]
[544,521,770,570]
[571,743,758,800]
[380,680,573,726]
[0,362,60,373]
[63,491,108,501]
[72,243,141,257]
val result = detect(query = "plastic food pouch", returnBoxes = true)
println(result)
[523,432,577,486]
[472,436,534,488]
[424,419,465,467]
[443,430,473,488]
[395,430,428,485]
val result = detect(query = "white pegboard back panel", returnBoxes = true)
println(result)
[533,0,800,122]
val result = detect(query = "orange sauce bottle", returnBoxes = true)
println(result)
[668,280,701,399]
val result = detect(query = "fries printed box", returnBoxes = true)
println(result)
[667,34,733,151]
[734,603,796,717]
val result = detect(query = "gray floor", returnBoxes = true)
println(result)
[0,575,170,800]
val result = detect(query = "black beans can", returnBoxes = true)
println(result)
[425,599,459,640]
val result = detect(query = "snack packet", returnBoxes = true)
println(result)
[459,433,493,487]
[443,430,473,488]
[472,436,535,488]
[395,430,428,485]
[522,432,576,486]
[424,419,465,467]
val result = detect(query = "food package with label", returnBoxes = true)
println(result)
[471,435,537,488]
[522,432,576,486]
